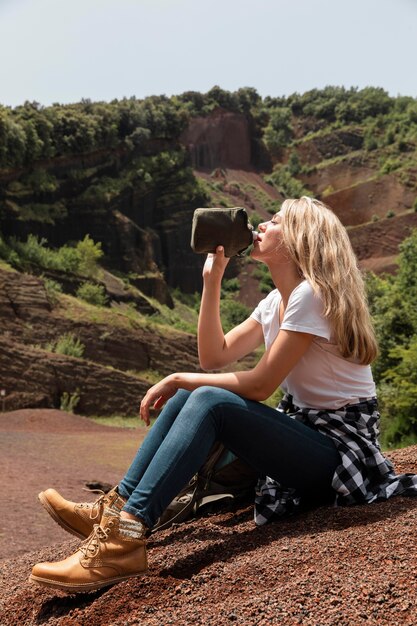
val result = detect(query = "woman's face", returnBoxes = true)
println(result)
[251,213,288,263]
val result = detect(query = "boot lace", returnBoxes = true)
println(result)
[79,521,114,559]
[77,490,108,521]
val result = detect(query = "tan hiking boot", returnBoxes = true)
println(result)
[38,486,127,539]
[30,508,148,593]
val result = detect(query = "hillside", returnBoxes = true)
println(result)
[1,87,417,300]
[0,265,200,415]
[1,86,417,437]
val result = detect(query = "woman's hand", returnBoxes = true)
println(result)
[202,246,230,283]
[139,375,178,426]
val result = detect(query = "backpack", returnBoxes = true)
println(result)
[152,442,258,532]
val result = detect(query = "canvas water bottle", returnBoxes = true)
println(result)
[190,207,258,258]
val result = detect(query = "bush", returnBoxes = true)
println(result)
[249,212,263,230]
[379,338,417,447]
[53,244,81,273]
[253,264,275,294]
[265,165,310,199]
[222,278,240,294]
[75,235,104,277]
[43,278,63,306]
[380,157,401,175]
[386,210,395,218]
[10,234,56,269]
[263,107,293,153]
[47,333,85,358]
[0,234,20,267]
[367,232,417,444]
[287,150,301,175]
[220,299,250,333]
[363,130,378,151]
[5,234,100,275]
[60,390,80,413]
[76,281,108,306]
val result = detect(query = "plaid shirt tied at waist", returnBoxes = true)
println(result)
[254,394,417,526]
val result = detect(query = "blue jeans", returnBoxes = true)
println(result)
[118,387,340,528]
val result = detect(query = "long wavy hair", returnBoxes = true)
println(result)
[280,196,378,365]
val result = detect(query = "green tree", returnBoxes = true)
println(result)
[379,337,417,446]
[220,299,250,333]
[263,107,293,152]
[76,235,104,277]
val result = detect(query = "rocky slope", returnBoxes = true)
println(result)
[0,419,416,626]
[0,267,199,415]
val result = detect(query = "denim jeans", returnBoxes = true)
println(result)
[118,387,340,528]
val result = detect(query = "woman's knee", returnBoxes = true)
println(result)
[165,388,191,411]
[187,386,238,408]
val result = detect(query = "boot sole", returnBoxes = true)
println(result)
[38,492,88,540]
[29,570,149,593]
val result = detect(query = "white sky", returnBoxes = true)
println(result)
[0,0,416,107]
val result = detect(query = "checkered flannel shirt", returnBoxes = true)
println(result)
[254,394,417,525]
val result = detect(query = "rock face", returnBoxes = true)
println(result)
[180,109,252,170]
[0,107,264,298]
[297,127,364,165]
[0,138,207,296]
[0,268,199,415]
[0,337,150,415]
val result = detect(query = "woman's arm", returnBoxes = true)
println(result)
[140,328,314,424]
[198,247,263,370]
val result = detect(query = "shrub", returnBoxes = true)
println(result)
[47,333,85,358]
[60,390,80,413]
[379,338,417,447]
[75,235,104,277]
[43,278,63,306]
[287,150,301,175]
[24,170,58,193]
[380,157,401,175]
[5,234,103,277]
[0,234,20,267]
[222,278,240,293]
[249,212,263,229]
[265,165,310,199]
[263,107,293,153]
[220,299,250,333]
[386,210,395,218]
[53,245,81,273]
[253,264,275,294]
[76,281,108,306]
[10,234,55,269]
[364,132,378,151]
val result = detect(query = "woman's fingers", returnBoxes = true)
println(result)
[202,246,230,280]
[139,378,177,427]
[139,397,151,427]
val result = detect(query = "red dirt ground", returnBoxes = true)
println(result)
[0,409,416,626]
[0,409,147,561]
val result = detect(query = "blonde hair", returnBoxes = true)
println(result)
[280,196,378,365]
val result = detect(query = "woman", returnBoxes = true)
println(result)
[30,197,417,593]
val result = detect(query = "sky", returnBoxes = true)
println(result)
[0,0,416,108]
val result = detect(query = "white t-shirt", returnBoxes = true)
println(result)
[250,281,376,410]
